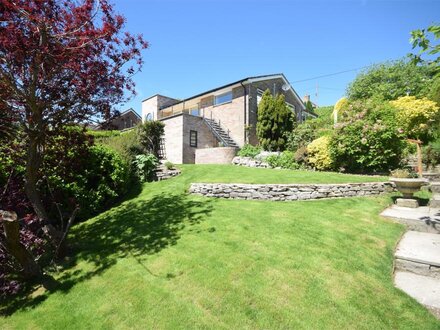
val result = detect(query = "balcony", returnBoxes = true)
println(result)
[158,99,200,119]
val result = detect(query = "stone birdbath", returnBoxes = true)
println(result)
[389,177,428,208]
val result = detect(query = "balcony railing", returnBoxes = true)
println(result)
[158,100,200,119]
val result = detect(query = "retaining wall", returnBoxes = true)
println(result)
[196,147,237,164]
[189,182,395,201]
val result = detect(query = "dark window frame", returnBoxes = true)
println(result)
[190,130,198,147]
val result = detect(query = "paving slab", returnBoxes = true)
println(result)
[380,205,440,233]
[395,271,440,313]
[395,231,440,266]
[431,194,440,208]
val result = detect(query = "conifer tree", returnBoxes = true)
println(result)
[256,90,294,151]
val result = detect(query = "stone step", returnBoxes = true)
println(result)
[395,259,440,279]
[380,206,440,233]
[430,194,440,208]
[431,182,440,193]
[394,271,440,318]
[395,231,440,268]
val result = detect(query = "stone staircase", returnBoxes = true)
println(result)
[154,162,181,181]
[430,182,440,208]
[391,180,440,319]
[203,118,239,148]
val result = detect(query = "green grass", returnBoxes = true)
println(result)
[1,166,438,329]
[178,164,388,184]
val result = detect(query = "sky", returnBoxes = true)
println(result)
[112,0,440,114]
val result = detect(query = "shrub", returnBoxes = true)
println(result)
[329,100,406,173]
[87,129,121,139]
[390,96,440,142]
[41,127,131,219]
[332,97,350,124]
[307,136,333,171]
[286,123,316,152]
[133,154,158,182]
[164,161,175,170]
[237,144,261,158]
[423,137,440,169]
[93,128,142,164]
[294,146,308,165]
[138,121,165,158]
[346,60,435,101]
[45,143,130,220]
[266,151,300,170]
[390,168,418,178]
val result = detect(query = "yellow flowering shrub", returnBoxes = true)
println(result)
[390,96,440,140]
[307,136,333,170]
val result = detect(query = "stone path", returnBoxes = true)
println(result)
[394,231,440,318]
[382,180,440,320]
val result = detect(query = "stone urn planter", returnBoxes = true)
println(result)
[389,178,428,199]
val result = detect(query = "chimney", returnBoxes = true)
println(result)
[303,94,310,103]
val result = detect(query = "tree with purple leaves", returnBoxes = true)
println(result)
[0,0,147,283]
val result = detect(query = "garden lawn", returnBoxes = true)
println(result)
[1,166,439,329]
[178,164,388,184]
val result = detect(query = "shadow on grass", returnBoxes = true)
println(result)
[390,195,430,207]
[1,192,213,316]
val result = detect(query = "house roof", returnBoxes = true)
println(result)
[119,108,142,120]
[142,74,306,111]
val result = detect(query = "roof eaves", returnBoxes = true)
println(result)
[120,108,142,120]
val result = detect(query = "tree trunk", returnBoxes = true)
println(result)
[24,132,64,250]
[1,211,41,279]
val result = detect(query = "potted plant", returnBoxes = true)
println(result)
[389,169,428,199]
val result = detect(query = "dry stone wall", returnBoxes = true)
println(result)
[189,182,395,201]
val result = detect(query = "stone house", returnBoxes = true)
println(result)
[141,74,316,164]
[98,108,141,130]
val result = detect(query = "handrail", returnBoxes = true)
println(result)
[203,118,231,147]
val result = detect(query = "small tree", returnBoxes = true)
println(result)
[138,121,165,158]
[0,0,147,276]
[256,90,295,151]
[390,96,440,143]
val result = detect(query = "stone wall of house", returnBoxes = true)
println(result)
[162,115,184,164]
[195,147,238,164]
[201,86,246,147]
[182,114,218,164]
[106,111,140,130]
[189,182,395,201]
[142,95,180,122]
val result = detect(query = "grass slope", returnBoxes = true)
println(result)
[1,166,438,329]
[178,164,388,184]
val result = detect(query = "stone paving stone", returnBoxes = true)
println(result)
[395,231,440,267]
[395,271,440,314]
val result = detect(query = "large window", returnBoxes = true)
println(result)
[214,91,232,105]
[190,130,198,147]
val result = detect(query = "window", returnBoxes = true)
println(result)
[257,89,264,105]
[190,130,198,147]
[214,91,232,105]
[145,113,152,121]
[190,107,200,116]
